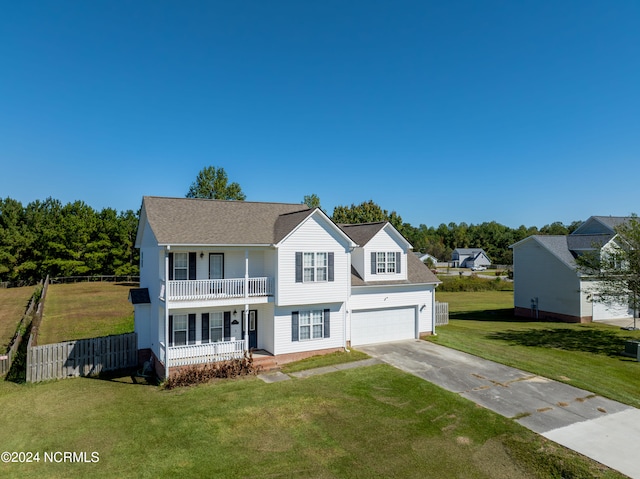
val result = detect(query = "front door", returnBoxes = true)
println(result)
[209,253,224,279]
[243,310,258,349]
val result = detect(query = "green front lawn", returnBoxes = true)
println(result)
[0,286,35,351]
[0,365,623,478]
[431,290,640,408]
[37,282,134,344]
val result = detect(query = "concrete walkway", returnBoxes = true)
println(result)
[358,340,640,479]
[256,358,382,383]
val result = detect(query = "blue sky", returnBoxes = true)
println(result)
[1,1,638,228]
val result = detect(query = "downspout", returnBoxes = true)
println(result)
[432,284,437,336]
[164,246,170,380]
[345,245,355,352]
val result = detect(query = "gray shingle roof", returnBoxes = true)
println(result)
[141,196,311,245]
[530,236,577,269]
[338,222,386,246]
[566,234,614,250]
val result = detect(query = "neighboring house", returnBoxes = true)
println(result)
[450,248,491,268]
[510,216,634,323]
[131,196,440,378]
[416,252,439,265]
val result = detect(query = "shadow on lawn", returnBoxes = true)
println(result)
[84,367,159,386]
[451,309,520,321]
[487,328,636,358]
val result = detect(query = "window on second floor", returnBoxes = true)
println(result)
[296,252,334,283]
[173,252,188,280]
[371,251,401,275]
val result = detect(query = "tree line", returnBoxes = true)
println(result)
[331,199,582,265]
[0,197,139,285]
[0,165,586,284]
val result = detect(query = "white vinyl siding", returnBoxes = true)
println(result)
[277,214,351,306]
[360,228,408,282]
[512,239,582,319]
[272,304,345,355]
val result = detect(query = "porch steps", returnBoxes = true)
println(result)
[250,347,344,372]
[252,352,279,371]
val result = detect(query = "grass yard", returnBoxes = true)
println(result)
[0,365,624,479]
[0,286,35,351]
[437,289,514,314]
[431,290,640,408]
[37,282,134,344]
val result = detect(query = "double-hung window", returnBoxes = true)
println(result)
[173,252,188,280]
[373,252,400,274]
[303,253,315,282]
[376,252,396,273]
[298,252,331,282]
[299,310,324,340]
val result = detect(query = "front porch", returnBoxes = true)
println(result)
[162,339,247,367]
[152,342,344,377]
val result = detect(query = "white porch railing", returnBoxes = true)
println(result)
[168,277,273,301]
[167,339,246,367]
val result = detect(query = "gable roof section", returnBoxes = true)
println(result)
[275,208,357,247]
[352,250,440,286]
[453,248,487,255]
[571,216,631,235]
[566,233,614,251]
[140,196,310,246]
[339,222,386,246]
[339,222,412,249]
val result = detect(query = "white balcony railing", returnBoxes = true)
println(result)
[167,339,245,367]
[167,277,273,301]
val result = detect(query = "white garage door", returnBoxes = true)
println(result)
[351,307,415,346]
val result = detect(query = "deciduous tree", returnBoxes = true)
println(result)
[576,214,640,329]
[186,166,246,200]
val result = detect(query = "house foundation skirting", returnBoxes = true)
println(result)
[514,307,592,323]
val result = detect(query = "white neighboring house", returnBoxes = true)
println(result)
[131,196,440,378]
[450,248,491,269]
[511,216,634,323]
[416,252,439,266]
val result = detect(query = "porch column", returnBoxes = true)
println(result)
[164,246,170,379]
[244,304,249,352]
[244,249,249,352]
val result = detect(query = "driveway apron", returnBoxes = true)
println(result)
[358,340,640,479]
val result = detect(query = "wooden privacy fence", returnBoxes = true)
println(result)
[26,332,137,382]
[0,281,42,376]
[435,301,449,326]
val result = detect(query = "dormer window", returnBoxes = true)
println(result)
[371,252,402,275]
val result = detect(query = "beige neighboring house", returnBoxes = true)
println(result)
[511,216,634,323]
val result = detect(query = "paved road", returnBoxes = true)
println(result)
[358,340,640,479]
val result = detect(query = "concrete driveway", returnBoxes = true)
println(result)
[358,340,640,479]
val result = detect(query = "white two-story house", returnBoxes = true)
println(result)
[131,196,440,378]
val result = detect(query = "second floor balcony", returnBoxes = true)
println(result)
[167,277,274,302]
